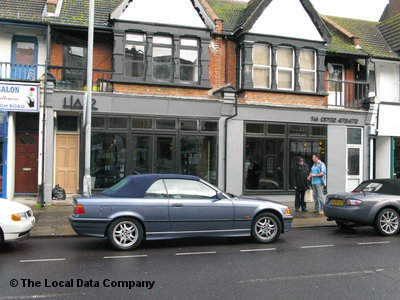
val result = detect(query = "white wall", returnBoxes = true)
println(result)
[375,60,400,103]
[376,136,391,178]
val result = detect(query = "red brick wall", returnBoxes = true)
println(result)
[240,91,326,106]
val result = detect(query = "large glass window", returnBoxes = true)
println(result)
[245,122,327,192]
[153,36,173,81]
[277,47,294,90]
[125,33,145,78]
[63,44,86,89]
[91,133,126,188]
[252,44,271,88]
[394,138,400,178]
[180,38,199,82]
[180,136,217,184]
[299,49,316,92]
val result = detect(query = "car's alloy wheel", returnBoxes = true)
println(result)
[375,208,400,236]
[107,218,143,250]
[251,212,281,243]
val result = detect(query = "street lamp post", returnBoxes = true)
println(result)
[83,0,95,197]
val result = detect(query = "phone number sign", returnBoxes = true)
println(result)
[0,81,39,112]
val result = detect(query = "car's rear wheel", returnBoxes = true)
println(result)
[251,212,281,243]
[107,218,144,250]
[335,220,355,229]
[374,208,400,236]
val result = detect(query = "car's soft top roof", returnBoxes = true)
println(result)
[360,178,400,195]
[101,174,201,198]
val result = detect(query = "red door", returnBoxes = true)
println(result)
[15,132,38,193]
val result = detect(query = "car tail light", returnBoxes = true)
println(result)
[346,199,363,206]
[74,204,85,214]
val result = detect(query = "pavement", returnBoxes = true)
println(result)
[14,196,334,237]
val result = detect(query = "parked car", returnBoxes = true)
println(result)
[69,174,293,250]
[324,179,400,236]
[0,198,35,244]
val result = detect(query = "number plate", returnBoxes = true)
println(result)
[330,199,344,206]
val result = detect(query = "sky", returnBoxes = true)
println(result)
[309,0,389,21]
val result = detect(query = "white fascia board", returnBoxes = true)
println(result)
[249,0,324,42]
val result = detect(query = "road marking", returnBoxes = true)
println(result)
[357,241,390,245]
[19,258,66,263]
[240,248,276,252]
[239,270,376,284]
[104,254,148,259]
[175,251,216,256]
[300,244,334,249]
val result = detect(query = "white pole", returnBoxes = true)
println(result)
[83,0,94,197]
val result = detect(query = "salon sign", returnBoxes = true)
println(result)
[0,81,39,112]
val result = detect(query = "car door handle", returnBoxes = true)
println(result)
[172,203,183,207]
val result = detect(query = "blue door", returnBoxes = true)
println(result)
[11,36,38,80]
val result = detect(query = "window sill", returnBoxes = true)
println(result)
[111,77,211,90]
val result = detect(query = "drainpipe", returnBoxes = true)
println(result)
[38,25,51,206]
[223,92,237,192]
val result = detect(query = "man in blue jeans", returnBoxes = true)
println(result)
[307,154,326,214]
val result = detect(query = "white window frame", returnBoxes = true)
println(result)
[299,49,316,92]
[252,44,271,89]
[346,127,363,192]
[276,46,294,91]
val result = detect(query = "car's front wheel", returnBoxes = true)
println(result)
[251,212,281,243]
[107,218,144,250]
[374,208,400,236]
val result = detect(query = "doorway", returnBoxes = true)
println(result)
[132,134,176,174]
[15,132,38,193]
[11,36,37,80]
[328,64,344,106]
[56,134,79,194]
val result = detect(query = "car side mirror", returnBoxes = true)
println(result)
[216,191,224,200]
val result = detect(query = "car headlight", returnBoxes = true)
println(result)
[11,212,28,221]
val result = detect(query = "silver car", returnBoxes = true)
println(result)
[324,179,400,236]
[69,174,293,250]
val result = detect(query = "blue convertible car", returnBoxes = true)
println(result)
[69,174,293,250]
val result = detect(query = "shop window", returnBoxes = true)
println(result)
[132,118,152,129]
[109,117,128,129]
[246,123,265,134]
[125,33,145,78]
[394,138,400,178]
[276,47,294,90]
[180,120,198,131]
[156,119,176,130]
[201,121,218,132]
[92,116,105,129]
[267,124,285,135]
[299,49,316,92]
[91,132,126,189]
[57,116,78,131]
[252,44,271,88]
[310,126,327,136]
[288,124,307,136]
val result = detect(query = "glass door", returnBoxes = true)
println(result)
[132,135,152,175]
[328,64,344,106]
[154,136,175,173]
[11,37,37,80]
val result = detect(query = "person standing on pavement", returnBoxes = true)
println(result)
[292,156,310,212]
[307,154,326,214]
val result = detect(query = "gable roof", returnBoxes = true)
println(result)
[0,0,46,24]
[377,14,400,53]
[325,16,399,59]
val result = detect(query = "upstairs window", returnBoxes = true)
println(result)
[252,44,271,88]
[125,33,145,78]
[299,49,316,92]
[276,46,294,90]
[152,36,173,81]
[180,38,199,82]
